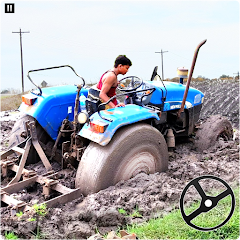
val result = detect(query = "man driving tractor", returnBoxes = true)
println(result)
[96,55,132,108]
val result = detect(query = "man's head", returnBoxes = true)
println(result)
[114,55,132,75]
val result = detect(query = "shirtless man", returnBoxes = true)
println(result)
[97,55,132,108]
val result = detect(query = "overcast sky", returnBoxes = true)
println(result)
[1,0,239,92]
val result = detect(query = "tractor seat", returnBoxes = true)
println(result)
[86,87,104,116]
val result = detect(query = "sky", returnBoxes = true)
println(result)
[0,0,239,92]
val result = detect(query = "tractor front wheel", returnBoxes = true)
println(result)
[75,123,169,195]
[194,115,233,152]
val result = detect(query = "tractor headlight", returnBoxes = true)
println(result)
[78,112,89,124]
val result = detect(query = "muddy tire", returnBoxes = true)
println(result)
[8,114,35,149]
[8,113,49,164]
[194,115,233,152]
[75,123,169,195]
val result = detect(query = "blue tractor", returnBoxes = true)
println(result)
[3,39,233,198]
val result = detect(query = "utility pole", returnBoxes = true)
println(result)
[233,71,239,80]
[12,28,30,93]
[155,49,168,80]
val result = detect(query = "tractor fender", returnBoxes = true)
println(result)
[79,104,160,146]
[19,85,89,140]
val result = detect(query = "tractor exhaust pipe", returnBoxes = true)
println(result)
[177,39,207,118]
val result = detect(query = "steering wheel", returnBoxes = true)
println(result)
[117,76,143,92]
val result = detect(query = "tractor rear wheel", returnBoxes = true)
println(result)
[194,115,233,152]
[75,123,169,195]
[8,114,34,149]
[8,113,50,164]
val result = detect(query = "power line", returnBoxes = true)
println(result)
[155,50,168,80]
[12,28,30,93]
[233,71,239,79]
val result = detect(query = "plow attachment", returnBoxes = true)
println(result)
[0,121,81,215]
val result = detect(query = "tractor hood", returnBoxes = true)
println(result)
[146,81,204,111]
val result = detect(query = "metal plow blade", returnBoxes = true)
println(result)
[0,121,81,215]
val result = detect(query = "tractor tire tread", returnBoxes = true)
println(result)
[194,114,233,152]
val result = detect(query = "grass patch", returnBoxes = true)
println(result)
[126,187,239,239]
[0,95,9,100]
[1,94,22,111]
[5,231,18,239]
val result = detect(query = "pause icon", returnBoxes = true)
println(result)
[5,3,15,13]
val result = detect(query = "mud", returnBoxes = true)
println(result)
[191,79,239,128]
[0,123,15,152]
[0,111,22,152]
[0,79,239,239]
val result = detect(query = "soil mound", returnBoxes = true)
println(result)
[191,79,239,127]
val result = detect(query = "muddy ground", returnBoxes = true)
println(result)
[0,79,239,239]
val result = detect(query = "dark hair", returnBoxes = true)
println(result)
[114,55,132,68]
